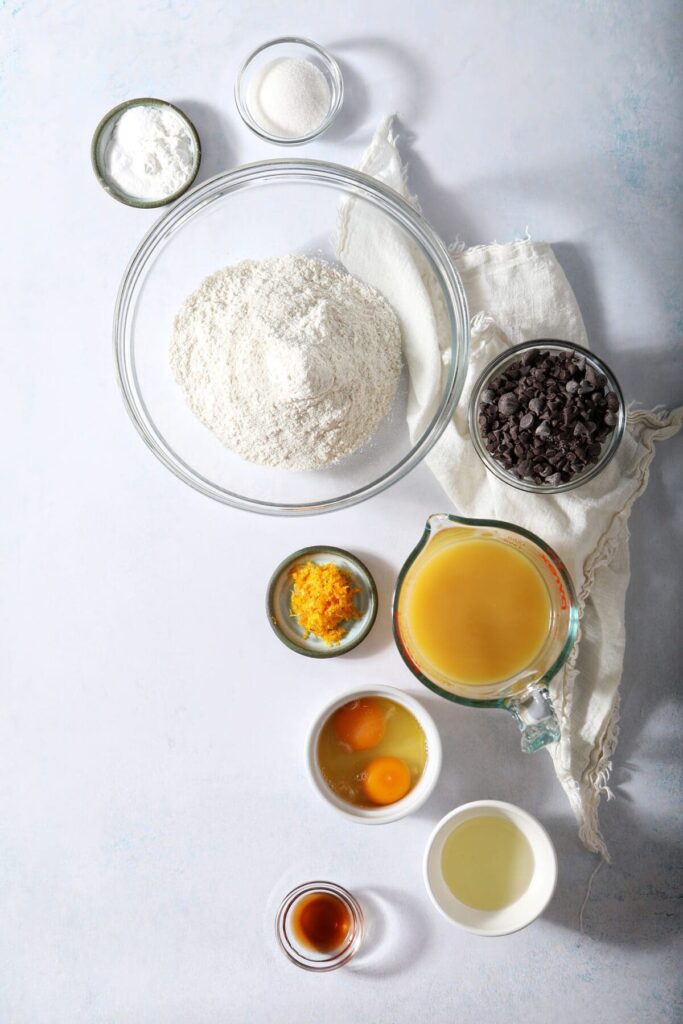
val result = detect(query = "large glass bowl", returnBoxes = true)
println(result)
[114,160,470,515]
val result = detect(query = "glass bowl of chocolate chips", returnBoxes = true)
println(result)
[469,340,625,493]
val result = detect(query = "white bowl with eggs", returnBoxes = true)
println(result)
[423,800,558,936]
[306,685,442,824]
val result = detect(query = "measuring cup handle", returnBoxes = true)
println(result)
[506,687,561,753]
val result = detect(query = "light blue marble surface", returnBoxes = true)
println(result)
[1,1,681,1022]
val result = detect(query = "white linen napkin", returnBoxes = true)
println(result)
[339,117,682,857]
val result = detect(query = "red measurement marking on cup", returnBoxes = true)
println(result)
[539,553,568,611]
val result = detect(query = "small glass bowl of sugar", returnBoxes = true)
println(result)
[91,98,201,209]
[235,37,344,145]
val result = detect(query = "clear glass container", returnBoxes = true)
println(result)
[114,160,469,515]
[393,514,579,752]
[468,339,625,494]
[235,37,343,145]
[276,882,364,971]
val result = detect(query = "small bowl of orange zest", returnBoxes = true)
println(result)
[267,546,377,658]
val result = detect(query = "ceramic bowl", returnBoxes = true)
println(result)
[307,685,442,824]
[423,800,557,935]
[267,546,377,658]
[91,98,201,209]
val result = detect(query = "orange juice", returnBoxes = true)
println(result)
[403,537,551,685]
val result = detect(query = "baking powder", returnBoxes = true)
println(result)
[104,104,195,201]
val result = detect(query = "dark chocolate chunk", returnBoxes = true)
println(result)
[498,393,520,417]
[476,347,620,488]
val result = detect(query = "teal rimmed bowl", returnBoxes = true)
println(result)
[267,546,377,658]
[91,97,201,209]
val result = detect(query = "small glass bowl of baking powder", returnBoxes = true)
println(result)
[91,98,201,209]
[235,37,343,145]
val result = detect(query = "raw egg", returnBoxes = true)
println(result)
[333,698,385,751]
[317,695,427,809]
[363,756,412,805]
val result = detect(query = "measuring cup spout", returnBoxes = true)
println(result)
[426,513,456,532]
[506,688,560,753]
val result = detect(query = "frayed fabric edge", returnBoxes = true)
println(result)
[451,232,535,261]
[551,405,682,860]
[579,859,604,932]
[471,311,497,333]
[368,114,421,210]
[354,115,683,863]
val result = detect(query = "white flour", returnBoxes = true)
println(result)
[169,256,402,470]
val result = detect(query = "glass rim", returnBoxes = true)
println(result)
[467,339,626,494]
[392,513,579,708]
[234,36,344,145]
[113,158,470,516]
[275,881,364,971]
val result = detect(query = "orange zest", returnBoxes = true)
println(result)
[290,561,361,646]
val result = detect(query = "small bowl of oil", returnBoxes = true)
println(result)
[267,546,377,658]
[423,800,558,935]
[276,881,364,971]
[307,685,442,824]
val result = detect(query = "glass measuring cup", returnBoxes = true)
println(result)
[393,515,578,752]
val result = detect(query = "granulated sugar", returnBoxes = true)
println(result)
[246,57,331,138]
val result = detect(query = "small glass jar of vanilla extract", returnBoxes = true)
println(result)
[276,881,364,971]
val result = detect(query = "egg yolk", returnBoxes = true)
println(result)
[333,699,386,751]
[363,756,412,805]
